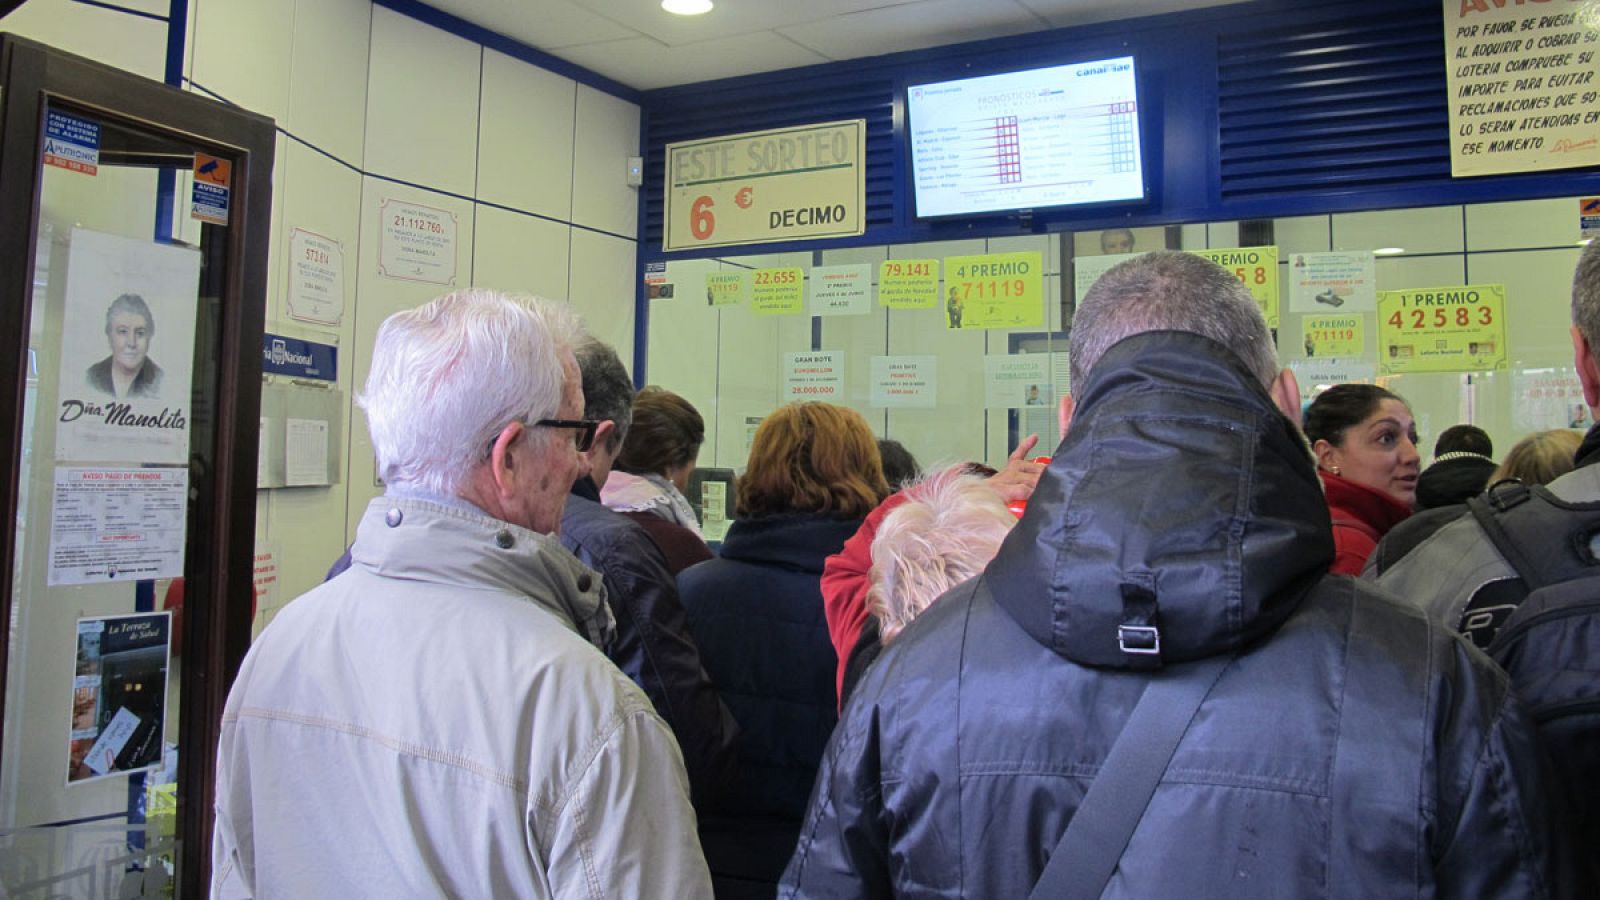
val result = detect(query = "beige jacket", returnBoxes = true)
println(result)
[212,495,711,898]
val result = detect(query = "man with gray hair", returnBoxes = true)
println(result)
[560,337,739,806]
[784,252,1572,896]
[212,289,710,897]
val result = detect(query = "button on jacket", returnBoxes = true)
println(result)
[213,496,711,898]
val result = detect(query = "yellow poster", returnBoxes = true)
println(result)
[879,259,939,309]
[942,251,1044,330]
[750,267,804,315]
[1302,314,1364,359]
[704,272,746,307]
[664,120,866,252]
[1378,284,1506,374]
[1191,246,1280,328]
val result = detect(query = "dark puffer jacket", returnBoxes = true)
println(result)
[681,513,857,896]
[782,332,1576,899]
[561,477,739,807]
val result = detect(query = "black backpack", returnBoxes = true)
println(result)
[1457,481,1600,649]
[1470,482,1600,858]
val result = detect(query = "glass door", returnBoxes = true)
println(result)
[0,36,273,897]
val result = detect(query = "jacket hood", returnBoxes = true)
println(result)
[986,331,1333,669]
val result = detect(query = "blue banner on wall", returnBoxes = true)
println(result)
[262,334,337,381]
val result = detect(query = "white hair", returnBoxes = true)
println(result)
[867,466,1017,643]
[358,289,586,495]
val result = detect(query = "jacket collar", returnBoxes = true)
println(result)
[351,495,614,648]
[720,513,862,573]
[1320,469,1413,534]
[570,475,602,502]
[1577,422,1600,469]
[1429,451,1493,465]
[985,331,1332,670]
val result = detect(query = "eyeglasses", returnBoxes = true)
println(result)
[487,418,600,457]
[534,418,599,453]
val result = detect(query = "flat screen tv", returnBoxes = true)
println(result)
[906,56,1145,219]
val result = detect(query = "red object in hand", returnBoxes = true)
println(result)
[1007,456,1052,518]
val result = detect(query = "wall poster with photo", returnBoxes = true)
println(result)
[54,228,200,465]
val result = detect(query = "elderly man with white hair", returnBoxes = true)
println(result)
[212,289,710,897]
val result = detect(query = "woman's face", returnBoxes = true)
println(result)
[1316,398,1421,504]
[106,311,151,377]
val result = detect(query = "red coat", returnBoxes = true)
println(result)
[820,491,908,706]
[1319,470,1412,575]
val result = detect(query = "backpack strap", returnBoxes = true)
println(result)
[1466,483,1546,589]
[1467,480,1600,592]
[1029,655,1230,900]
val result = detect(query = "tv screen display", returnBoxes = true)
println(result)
[907,56,1145,218]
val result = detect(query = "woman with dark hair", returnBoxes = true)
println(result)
[678,401,888,897]
[1304,383,1420,575]
[601,387,712,573]
[875,438,920,491]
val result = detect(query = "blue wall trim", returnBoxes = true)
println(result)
[635,0,1600,265]
[152,0,188,242]
[71,0,167,23]
[378,0,640,104]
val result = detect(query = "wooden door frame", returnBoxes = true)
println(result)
[0,34,274,892]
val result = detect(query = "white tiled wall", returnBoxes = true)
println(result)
[2,0,643,610]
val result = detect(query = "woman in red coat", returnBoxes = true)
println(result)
[1303,383,1420,575]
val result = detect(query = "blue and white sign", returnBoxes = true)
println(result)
[262,334,336,382]
[43,111,100,175]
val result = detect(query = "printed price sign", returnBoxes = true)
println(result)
[879,259,939,308]
[1378,284,1506,374]
[664,121,865,252]
[1301,314,1364,359]
[1191,246,1280,328]
[705,272,746,307]
[751,267,804,315]
[942,251,1044,330]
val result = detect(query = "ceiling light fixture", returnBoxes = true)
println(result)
[1373,247,1406,256]
[662,0,713,14]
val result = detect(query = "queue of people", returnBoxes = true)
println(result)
[210,246,1600,897]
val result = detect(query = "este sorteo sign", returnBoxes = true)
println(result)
[664,120,865,252]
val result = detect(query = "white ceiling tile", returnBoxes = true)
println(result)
[553,32,830,91]
[566,0,902,47]
[424,0,638,48]
[778,0,1043,61]
[410,0,1261,90]
[1015,0,1252,29]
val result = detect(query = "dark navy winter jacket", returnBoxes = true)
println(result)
[680,512,859,891]
[782,332,1579,899]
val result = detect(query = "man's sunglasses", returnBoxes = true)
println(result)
[488,419,599,455]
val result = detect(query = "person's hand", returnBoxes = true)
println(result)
[986,434,1047,503]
